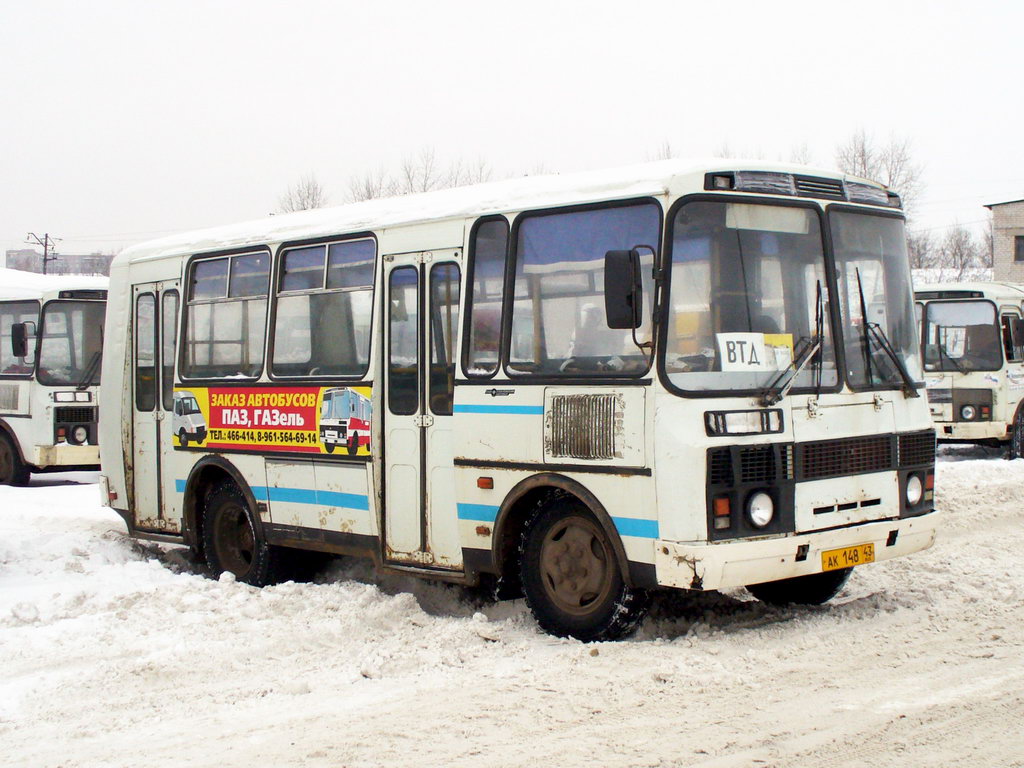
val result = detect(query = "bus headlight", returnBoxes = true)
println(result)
[905,474,923,506]
[747,491,774,528]
[69,425,89,445]
[960,404,977,421]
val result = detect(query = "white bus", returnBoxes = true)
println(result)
[319,387,371,455]
[99,160,939,640]
[0,270,107,485]
[915,281,1024,454]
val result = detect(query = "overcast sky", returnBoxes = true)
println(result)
[1,0,1021,257]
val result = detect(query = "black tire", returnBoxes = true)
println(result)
[347,433,359,455]
[746,568,852,606]
[202,482,290,586]
[178,429,189,449]
[1010,406,1024,459]
[0,432,30,486]
[519,498,648,641]
[324,441,335,454]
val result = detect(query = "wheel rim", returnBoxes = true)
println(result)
[213,501,256,576]
[539,515,614,616]
[0,441,13,482]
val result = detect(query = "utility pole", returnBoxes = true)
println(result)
[25,232,61,274]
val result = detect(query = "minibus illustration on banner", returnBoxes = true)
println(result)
[172,390,206,447]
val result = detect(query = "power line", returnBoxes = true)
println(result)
[25,232,61,274]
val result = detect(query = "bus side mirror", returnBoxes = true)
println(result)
[604,249,642,330]
[11,323,31,358]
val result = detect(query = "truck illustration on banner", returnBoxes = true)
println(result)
[319,387,372,454]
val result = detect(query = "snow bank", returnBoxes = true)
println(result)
[2,461,1023,767]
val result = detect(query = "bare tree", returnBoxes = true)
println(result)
[346,149,496,203]
[347,166,396,203]
[788,142,813,166]
[982,213,995,269]
[937,224,983,282]
[906,230,937,271]
[648,140,675,161]
[835,130,924,215]
[278,173,328,213]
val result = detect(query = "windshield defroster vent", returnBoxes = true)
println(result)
[794,175,846,200]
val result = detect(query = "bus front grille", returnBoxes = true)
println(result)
[898,430,936,467]
[55,406,97,424]
[799,435,893,480]
[794,175,846,200]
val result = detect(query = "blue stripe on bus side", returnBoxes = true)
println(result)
[173,482,369,511]
[457,504,659,539]
[457,503,500,522]
[612,516,660,539]
[452,404,544,415]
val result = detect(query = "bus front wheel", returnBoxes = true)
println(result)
[1010,407,1024,459]
[203,482,289,587]
[0,433,29,486]
[519,499,648,641]
[746,568,852,606]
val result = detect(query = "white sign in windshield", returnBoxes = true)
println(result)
[717,333,793,372]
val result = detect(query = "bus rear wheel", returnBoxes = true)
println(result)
[519,499,648,641]
[347,433,359,455]
[746,568,852,606]
[203,483,289,586]
[0,433,29,486]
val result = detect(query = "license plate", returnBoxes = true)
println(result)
[821,543,875,571]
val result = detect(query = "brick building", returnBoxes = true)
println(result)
[4,248,114,276]
[987,198,1024,282]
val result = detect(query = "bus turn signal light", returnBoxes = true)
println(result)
[477,477,493,490]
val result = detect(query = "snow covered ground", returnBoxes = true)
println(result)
[2,455,1022,768]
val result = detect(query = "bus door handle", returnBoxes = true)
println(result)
[414,414,434,428]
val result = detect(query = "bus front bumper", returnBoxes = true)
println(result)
[31,444,101,468]
[654,510,940,592]
[934,421,1008,442]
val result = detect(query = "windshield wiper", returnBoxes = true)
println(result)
[76,350,102,391]
[934,325,966,373]
[855,268,919,398]
[761,281,824,407]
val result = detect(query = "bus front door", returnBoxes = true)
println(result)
[383,252,463,569]
[131,283,181,532]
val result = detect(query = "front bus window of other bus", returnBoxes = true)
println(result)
[664,201,837,394]
[922,300,1001,372]
[829,211,923,391]
[36,301,106,387]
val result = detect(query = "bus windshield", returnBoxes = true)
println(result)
[830,211,923,389]
[922,300,1001,372]
[663,200,837,392]
[37,300,106,387]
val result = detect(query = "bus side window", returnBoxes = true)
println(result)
[135,293,157,411]
[271,239,375,378]
[464,218,508,377]
[161,291,179,410]
[0,301,39,375]
[1002,315,1024,362]
[182,252,269,379]
[429,263,460,415]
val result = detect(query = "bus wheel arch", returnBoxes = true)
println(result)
[491,474,636,598]
[1010,403,1024,459]
[182,457,263,562]
[0,424,30,486]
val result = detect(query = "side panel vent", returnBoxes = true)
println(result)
[0,384,19,411]
[547,394,619,460]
